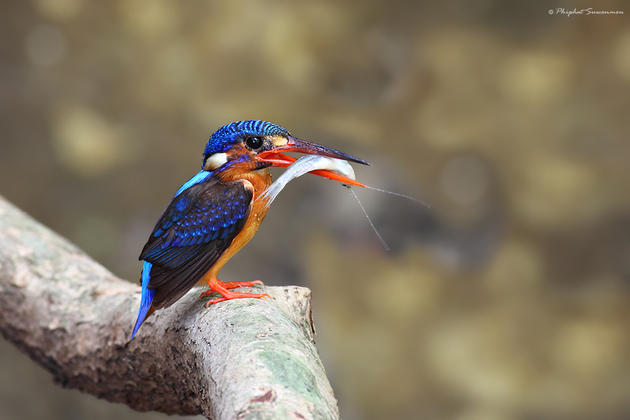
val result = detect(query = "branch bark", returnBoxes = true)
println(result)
[0,195,339,419]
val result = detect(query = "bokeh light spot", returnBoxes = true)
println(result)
[25,25,67,67]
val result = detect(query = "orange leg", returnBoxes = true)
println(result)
[200,278,269,306]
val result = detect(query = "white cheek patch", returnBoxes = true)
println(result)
[204,153,228,170]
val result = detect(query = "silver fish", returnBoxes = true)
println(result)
[258,155,356,207]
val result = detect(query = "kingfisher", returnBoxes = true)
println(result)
[132,120,368,338]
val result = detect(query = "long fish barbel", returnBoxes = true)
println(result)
[257,154,429,250]
[257,155,390,250]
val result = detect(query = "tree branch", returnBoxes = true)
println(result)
[0,195,339,419]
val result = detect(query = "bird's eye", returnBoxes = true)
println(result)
[245,136,264,150]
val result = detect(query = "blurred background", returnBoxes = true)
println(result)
[1,0,629,419]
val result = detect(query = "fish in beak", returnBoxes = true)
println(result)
[257,136,369,187]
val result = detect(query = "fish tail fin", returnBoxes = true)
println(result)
[131,262,155,339]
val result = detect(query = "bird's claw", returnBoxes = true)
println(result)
[199,289,214,298]
[222,280,264,289]
[204,292,270,307]
[201,278,269,306]
[199,280,264,298]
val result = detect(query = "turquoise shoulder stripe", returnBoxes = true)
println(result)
[175,170,211,197]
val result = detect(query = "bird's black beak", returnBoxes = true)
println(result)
[277,136,369,165]
[257,136,369,166]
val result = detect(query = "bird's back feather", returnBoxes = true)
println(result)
[139,177,253,309]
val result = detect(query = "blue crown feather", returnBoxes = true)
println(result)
[203,120,289,156]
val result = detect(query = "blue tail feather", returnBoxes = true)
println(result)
[131,261,154,339]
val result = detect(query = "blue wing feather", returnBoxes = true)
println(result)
[137,178,253,311]
[131,261,154,339]
[142,190,248,267]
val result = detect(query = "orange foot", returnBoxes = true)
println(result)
[200,279,269,307]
